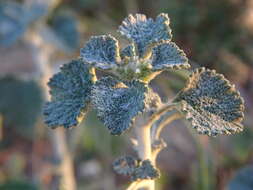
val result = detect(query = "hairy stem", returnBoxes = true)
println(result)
[134,124,154,190]
[145,103,178,129]
[129,103,179,190]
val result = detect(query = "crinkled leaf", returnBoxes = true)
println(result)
[227,166,253,190]
[91,77,148,135]
[151,42,190,71]
[120,44,136,59]
[113,156,139,175]
[118,13,172,57]
[112,156,160,181]
[0,2,28,46]
[80,35,120,69]
[43,59,93,129]
[131,160,160,181]
[174,68,244,136]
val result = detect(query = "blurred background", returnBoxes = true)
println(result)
[0,0,253,189]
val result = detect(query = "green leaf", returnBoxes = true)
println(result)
[227,166,253,190]
[151,42,190,71]
[80,35,121,70]
[91,77,148,135]
[0,76,43,138]
[43,59,93,129]
[0,180,38,190]
[174,68,244,136]
[131,160,160,181]
[118,13,172,57]
[113,155,139,175]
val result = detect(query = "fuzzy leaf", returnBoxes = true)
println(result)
[80,35,120,69]
[151,42,190,70]
[113,156,160,181]
[0,2,28,46]
[227,166,253,190]
[43,59,93,129]
[119,13,172,57]
[174,68,244,136]
[113,156,139,175]
[131,160,160,181]
[91,77,147,135]
[120,44,136,59]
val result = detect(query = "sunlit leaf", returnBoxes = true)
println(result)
[91,77,148,135]
[80,35,121,69]
[43,59,93,129]
[120,44,136,59]
[174,68,244,136]
[227,166,253,190]
[118,13,172,57]
[151,42,189,71]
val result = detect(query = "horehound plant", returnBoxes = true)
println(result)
[43,13,245,190]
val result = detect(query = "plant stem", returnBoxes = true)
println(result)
[145,103,178,129]
[130,103,179,190]
[154,112,182,140]
[134,124,155,190]
[28,31,76,190]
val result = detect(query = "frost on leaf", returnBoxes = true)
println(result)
[43,59,93,129]
[131,160,160,181]
[91,77,148,135]
[0,2,28,46]
[151,42,189,71]
[120,44,136,59]
[119,13,172,57]
[227,166,253,190]
[80,35,121,69]
[174,68,244,136]
[113,156,139,175]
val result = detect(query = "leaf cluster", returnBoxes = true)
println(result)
[44,13,244,138]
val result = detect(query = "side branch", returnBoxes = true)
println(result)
[155,112,182,140]
[144,103,178,129]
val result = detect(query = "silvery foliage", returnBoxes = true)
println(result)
[113,156,159,181]
[44,13,245,181]
[227,166,253,190]
[174,68,244,136]
[91,77,147,135]
[44,60,94,128]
